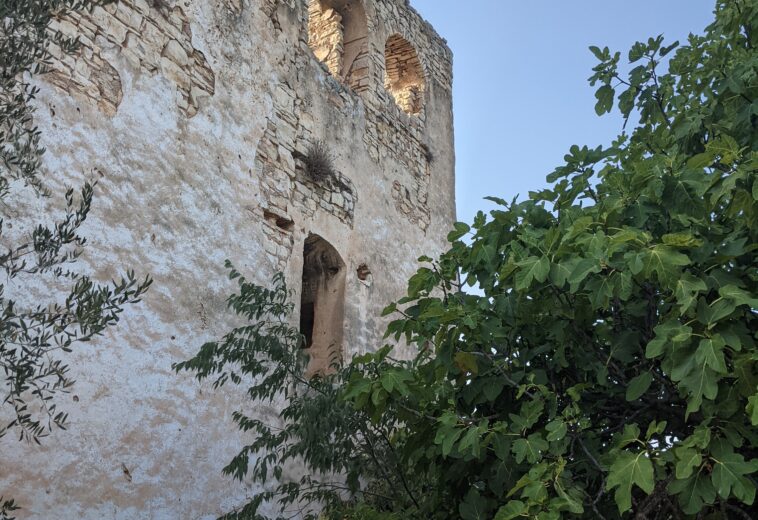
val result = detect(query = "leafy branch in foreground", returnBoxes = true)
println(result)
[1,0,102,197]
[1,0,150,445]
[0,497,18,520]
[0,188,152,442]
[174,264,420,520]
[340,1,757,518]
[2,0,150,515]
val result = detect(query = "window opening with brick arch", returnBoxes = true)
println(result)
[299,234,346,375]
[307,0,370,93]
[384,34,426,114]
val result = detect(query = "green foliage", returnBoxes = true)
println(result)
[0,497,18,520]
[0,0,150,445]
[1,0,150,516]
[0,181,151,443]
[175,266,423,520]
[1,0,98,196]
[338,1,757,517]
[183,1,757,519]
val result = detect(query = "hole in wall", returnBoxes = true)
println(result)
[357,263,372,287]
[308,0,370,92]
[384,34,426,114]
[356,263,371,281]
[263,209,294,232]
[299,234,346,375]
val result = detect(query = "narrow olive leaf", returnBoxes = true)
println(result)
[0,0,153,449]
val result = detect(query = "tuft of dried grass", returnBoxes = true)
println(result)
[304,140,335,183]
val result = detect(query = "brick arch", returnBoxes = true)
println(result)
[384,33,426,114]
[307,0,370,93]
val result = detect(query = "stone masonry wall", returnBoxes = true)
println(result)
[1,1,455,518]
[308,2,344,77]
[48,0,215,117]
[384,33,426,114]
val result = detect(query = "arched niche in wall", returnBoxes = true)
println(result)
[299,233,346,376]
[384,34,426,115]
[307,0,370,93]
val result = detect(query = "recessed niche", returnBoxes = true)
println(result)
[308,0,370,92]
[384,34,426,114]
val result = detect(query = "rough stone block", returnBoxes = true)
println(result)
[160,57,191,89]
[162,39,189,66]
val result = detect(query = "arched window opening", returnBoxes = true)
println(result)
[384,34,426,114]
[308,0,370,92]
[299,234,346,375]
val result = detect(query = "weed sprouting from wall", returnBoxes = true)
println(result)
[304,140,335,183]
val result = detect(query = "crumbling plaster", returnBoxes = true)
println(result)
[0,0,455,518]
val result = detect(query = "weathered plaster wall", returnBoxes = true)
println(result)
[0,0,454,518]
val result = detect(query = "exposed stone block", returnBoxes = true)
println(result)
[162,39,189,66]
[47,1,215,118]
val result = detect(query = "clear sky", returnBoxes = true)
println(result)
[411,1,716,224]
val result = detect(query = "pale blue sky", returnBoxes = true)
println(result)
[411,1,715,224]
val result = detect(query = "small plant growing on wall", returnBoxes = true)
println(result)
[304,140,336,183]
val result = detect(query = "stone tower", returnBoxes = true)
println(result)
[0,0,454,517]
